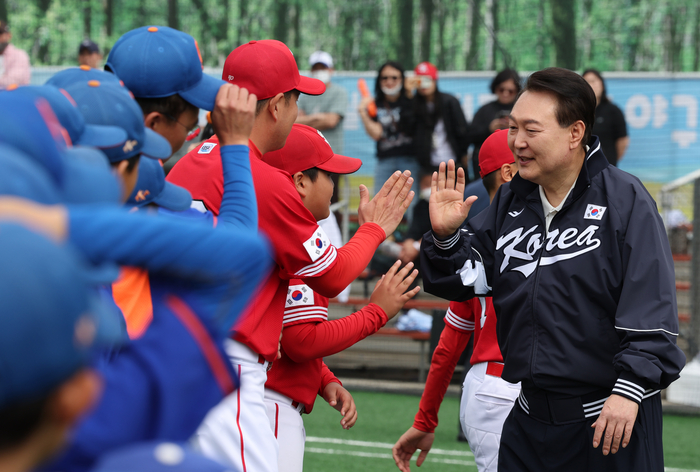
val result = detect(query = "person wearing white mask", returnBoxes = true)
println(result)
[297,51,348,154]
[358,60,419,223]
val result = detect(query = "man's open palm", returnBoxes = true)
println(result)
[429,160,478,237]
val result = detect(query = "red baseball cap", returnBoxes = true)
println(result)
[262,124,362,175]
[222,40,326,100]
[479,129,514,178]
[414,62,438,81]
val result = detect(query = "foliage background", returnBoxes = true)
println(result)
[4,0,700,72]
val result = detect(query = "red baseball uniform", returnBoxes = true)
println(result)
[265,280,388,413]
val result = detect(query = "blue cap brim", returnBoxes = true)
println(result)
[153,181,192,212]
[61,147,122,204]
[140,128,173,160]
[77,124,128,149]
[179,74,227,111]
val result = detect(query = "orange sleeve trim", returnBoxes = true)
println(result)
[112,267,153,339]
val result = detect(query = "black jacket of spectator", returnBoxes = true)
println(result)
[468,100,513,178]
[592,101,627,167]
[411,92,470,171]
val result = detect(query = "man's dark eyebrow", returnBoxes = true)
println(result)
[509,115,542,126]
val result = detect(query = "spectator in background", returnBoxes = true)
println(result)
[297,51,348,153]
[468,68,520,180]
[296,50,349,208]
[407,62,470,179]
[78,39,102,69]
[359,60,419,221]
[0,21,30,88]
[583,69,629,167]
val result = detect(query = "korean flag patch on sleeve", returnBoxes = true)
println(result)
[286,284,314,308]
[584,204,607,220]
[303,226,331,262]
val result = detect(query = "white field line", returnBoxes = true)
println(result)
[306,438,699,472]
[305,447,475,466]
[306,436,473,457]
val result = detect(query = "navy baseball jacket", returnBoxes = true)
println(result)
[421,137,685,405]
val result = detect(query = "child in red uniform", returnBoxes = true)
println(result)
[261,124,421,472]
[392,130,519,472]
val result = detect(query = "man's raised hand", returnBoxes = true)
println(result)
[429,160,478,238]
[212,84,257,146]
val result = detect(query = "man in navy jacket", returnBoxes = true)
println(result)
[420,67,685,471]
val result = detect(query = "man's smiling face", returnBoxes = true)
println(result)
[507,90,583,189]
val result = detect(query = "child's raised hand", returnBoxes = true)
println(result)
[369,260,420,320]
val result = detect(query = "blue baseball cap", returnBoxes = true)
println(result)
[9,85,128,149]
[0,93,122,205]
[65,80,172,162]
[0,143,62,204]
[0,92,67,184]
[93,442,235,472]
[45,65,124,89]
[106,26,226,111]
[62,146,123,205]
[0,223,122,408]
[126,157,192,211]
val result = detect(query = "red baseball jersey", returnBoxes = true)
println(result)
[266,279,330,413]
[445,297,503,365]
[266,279,388,413]
[167,137,337,361]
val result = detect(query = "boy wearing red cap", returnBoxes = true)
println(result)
[168,40,414,472]
[393,130,518,472]
[261,124,421,472]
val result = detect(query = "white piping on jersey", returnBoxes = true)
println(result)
[586,141,601,161]
[295,246,338,277]
[444,308,475,332]
[284,306,328,315]
[283,312,329,325]
[614,325,679,337]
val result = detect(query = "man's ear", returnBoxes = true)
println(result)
[266,93,285,123]
[47,369,102,427]
[113,159,130,180]
[143,111,164,131]
[293,171,308,199]
[570,120,586,150]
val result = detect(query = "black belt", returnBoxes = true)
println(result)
[517,387,611,425]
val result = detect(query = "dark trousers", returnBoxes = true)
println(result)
[499,393,664,471]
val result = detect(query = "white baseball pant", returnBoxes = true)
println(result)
[460,362,521,472]
[192,339,278,472]
[264,388,306,472]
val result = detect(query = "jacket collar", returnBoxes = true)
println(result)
[510,135,609,207]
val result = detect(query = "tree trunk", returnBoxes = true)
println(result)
[216,0,229,44]
[293,2,301,56]
[273,0,290,44]
[550,0,576,69]
[694,2,700,71]
[419,0,433,62]
[396,0,413,68]
[189,0,210,63]
[581,0,594,66]
[625,0,642,70]
[0,0,7,24]
[536,0,545,68]
[491,0,498,68]
[436,0,447,69]
[237,0,248,46]
[340,6,354,69]
[466,0,481,69]
[665,4,686,72]
[83,0,91,38]
[484,0,493,69]
[105,0,113,37]
[168,0,178,30]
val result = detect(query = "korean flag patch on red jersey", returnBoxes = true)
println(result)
[303,226,331,262]
[584,204,607,220]
[286,284,314,308]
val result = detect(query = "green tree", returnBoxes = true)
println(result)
[551,0,576,69]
